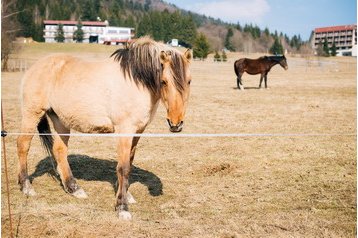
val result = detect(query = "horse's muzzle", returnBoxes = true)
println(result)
[284,66,288,70]
[167,119,184,133]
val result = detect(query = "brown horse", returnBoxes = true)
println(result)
[234,55,288,89]
[17,37,192,220]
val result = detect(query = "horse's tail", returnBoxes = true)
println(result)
[234,59,242,77]
[234,60,239,76]
[37,114,54,158]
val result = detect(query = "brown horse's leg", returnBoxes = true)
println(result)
[17,111,45,196]
[259,74,264,88]
[237,72,244,90]
[49,114,88,198]
[115,136,133,220]
[264,73,268,88]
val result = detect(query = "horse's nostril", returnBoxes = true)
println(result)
[177,121,184,127]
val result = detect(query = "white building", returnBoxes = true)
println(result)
[43,20,134,44]
[312,24,357,56]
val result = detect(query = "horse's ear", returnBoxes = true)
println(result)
[184,49,192,62]
[160,51,170,64]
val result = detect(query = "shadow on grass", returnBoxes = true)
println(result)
[29,154,163,196]
[232,86,262,90]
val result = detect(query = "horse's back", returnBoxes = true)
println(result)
[21,53,154,133]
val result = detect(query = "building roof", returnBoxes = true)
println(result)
[44,20,107,26]
[315,24,357,33]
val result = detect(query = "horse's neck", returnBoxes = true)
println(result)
[267,58,279,68]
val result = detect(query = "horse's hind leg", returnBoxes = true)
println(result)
[48,113,87,198]
[17,111,46,196]
[237,72,244,90]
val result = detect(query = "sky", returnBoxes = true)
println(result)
[163,0,357,40]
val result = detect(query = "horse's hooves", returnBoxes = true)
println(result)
[127,192,137,204]
[22,187,37,196]
[22,180,37,196]
[118,210,132,220]
[72,188,88,199]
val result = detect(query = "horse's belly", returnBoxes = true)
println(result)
[52,104,115,133]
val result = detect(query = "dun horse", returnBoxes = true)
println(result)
[17,37,192,220]
[234,55,288,89]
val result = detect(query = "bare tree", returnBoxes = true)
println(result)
[1,0,20,71]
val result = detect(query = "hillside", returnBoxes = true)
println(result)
[13,0,308,54]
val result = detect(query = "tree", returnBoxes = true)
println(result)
[136,14,152,37]
[179,15,197,46]
[2,0,19,70]
[73,20,84,43]
[316,41,325,56]
[144,0,151,11]
[55,24,65,42]
[193,33,210,59]
[214,51,221,61]
[224,27,235,51]
[323,37,330,56]
[330,41,337,56]
[236,21,242,31]
[269,37,284,54]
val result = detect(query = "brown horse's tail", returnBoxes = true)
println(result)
[37,115,54,158]
[234,60,240,77]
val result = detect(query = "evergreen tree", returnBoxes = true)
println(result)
[179,15,197,46]
[124,15,135,27]
[264,27,270,37]
[81,1,96,21]
[193,33,210,59]
[330,41,337,56]
[150,11,163,40]
[269,37,284,54]
[73,20,84,43]
[214,51,221,61]
[236,21,242,31]
[323,37,330,56]
[144,0,151,11]
[55,24,65,42]
[224,27,235,51]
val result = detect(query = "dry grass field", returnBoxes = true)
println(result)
[1,43,356,237]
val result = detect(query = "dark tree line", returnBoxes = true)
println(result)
[136,10,197,46]
[13,0,309,57]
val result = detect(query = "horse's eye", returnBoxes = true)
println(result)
[161,80,167,86]
[188,80,191,85]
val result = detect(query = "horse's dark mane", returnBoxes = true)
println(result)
[111,37,186,95]
[265,55,286,63]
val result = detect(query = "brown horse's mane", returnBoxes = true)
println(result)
[260,55,286,62]
[111,37,186,95]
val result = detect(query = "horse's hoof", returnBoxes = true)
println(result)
[22,186,37,196]
[71,188,88,199]
[22,180,37,196]
[127,192,137,204]
[118,210,132,220]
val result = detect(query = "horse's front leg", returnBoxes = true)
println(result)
[259,74,264,88]
[264,73,268,88]
[116,136,133,220]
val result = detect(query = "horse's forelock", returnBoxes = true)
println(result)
[169,52,187,94]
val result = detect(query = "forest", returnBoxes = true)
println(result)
[11,0,310,56]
